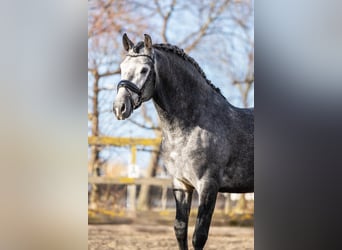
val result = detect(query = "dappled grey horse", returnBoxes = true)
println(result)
[113,34,254,250]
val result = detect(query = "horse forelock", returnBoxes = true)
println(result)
[126,41,154,61]
[132,41,144,53]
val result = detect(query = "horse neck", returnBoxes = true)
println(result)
[152,49,228,130]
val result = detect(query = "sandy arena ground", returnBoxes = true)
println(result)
[88,224,254,250]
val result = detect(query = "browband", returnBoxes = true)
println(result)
[127,54,154,63]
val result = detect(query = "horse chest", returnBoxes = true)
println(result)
[162,136,188,169]
[161,128,219,182]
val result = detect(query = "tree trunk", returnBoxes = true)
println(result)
[137,143,161,210]
[89,72,100,209]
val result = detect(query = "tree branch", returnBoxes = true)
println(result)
[137,147,160,154]
[99,68,121,78]
[182,0,231,53]
[88,68,120,78]
[154,0,177,43]
[127,118,161,131]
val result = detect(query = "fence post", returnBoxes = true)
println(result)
[224,193,232,215]
[161,184,168,210]
[127,145,138,216]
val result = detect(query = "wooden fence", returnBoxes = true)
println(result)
[88,136,253,215]
[88,177,172,213]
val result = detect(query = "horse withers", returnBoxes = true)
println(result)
[113,33,254,250]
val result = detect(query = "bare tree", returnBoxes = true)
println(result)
[88,0,149,208]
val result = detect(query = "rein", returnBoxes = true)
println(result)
[117,54,155,110]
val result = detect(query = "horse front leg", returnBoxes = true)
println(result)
[173,188,193,250]
[192,183,218,250]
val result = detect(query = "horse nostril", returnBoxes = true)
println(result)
[121,103,126,113]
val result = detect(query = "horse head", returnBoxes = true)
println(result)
[113,33,156,120]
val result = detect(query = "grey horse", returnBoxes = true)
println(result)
[113,34,254,250]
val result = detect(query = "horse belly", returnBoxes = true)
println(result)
[219,160,254,193]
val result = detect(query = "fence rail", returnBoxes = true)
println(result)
[88,136,161,146]
[88,176,172,186]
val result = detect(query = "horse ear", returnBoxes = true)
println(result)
[122,33,134,51]
[144,34,153,52]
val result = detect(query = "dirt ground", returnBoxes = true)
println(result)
[88,223,254,250]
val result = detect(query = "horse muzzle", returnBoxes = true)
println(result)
[113,96,133,120]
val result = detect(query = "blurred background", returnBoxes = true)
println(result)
[1,0,341,249]
[88,0,254,226]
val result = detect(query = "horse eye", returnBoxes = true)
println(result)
[140,67,148,74]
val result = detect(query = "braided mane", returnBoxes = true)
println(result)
[153,43,225,99]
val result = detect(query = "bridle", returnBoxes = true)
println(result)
[117,54,155,110]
